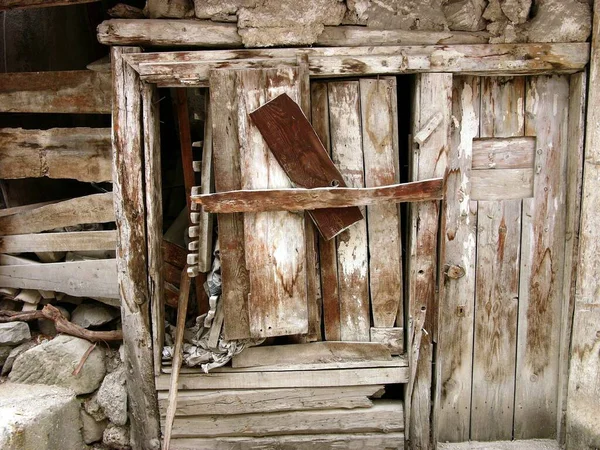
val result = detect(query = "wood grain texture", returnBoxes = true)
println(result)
[436,76,479,443]
[249,92,363,240]
[232,342,392,369]
[0,71,111,114]
[515,75,570,439]
[408,73,452,449]
[472,137,535,170]
[360,77,403,328]
[470,168,533,201]
[167,401,404,438]
[111,46,161,450]
[370,327,404,355]
[158,385,382,416]
[197,95,214,273]
[0,230,116,253]
[0,127,112,182]
[328,81,369,342]
[0,193,114,236]
[209,69,250,340]
[236,68,308,338]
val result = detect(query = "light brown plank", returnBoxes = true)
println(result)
[0,127,112,182]
[0,193,115,236]
[167,401,404,438]
[472,137,535,170]
[158,385,382,416]
[515,75,570,439]
[209,69,251,340]
[470,168,533,201]
[360,77,402,328]
[0,230,116,253]
[232,342,392,369]
[0,200,59,218]
[328,81,369,342]
[0,71,111,114]
[236,68,308,339]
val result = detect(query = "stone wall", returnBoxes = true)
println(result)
[143,0,592,47]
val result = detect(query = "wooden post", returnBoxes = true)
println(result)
[111,46,161,450]
[567,1,600,447]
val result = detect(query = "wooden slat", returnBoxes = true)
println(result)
[0,71,111,114]
[193,179,444,213]
[370,327,404,355]
[169,433,404,450]
[360,77,402,328]
[515,75,569,439]
[0,128,112,182]
[311,81,341,341]
[209,69,251,340]
[0,193,114,236]
[0,230,116,253]
[158,385,382,416]
[232,342,391,369]
[197,96,214,273]
[436,76,479,443]
[163,240,187,270]
[0,259,117,298]
[236,68,308,339]
[472,137,535,170]
[328,81,369,342]
[249,92,363,240]
[156,366,409,390]
[408,73,452,449]
[0,200,59,218]
[167,401,404,438]
[0,0,98,10]
[470,168,533,201]
[111,46,161,449]
[122,44,589,88]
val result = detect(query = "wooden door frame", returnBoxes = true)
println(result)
[110,43,589,449]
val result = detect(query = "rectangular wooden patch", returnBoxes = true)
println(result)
[472,136,535,170]
[470,168,533,201]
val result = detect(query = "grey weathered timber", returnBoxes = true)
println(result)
[470,168,533,200]
[0,71,111,114]
[196,96,214,274]
[0,231,116,253]
[471,136,535,170]
[436,76,479,443]
[408,73,452,450]
[111,46,161,450]
[567,2,600,448]
[0,128,112,182]
[122,44,589,88]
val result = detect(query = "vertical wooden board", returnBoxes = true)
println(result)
[209,70,251,340]
[360,78,402,328]
[197,94,214,274]
[470,77,524,441]
[409,73,452,450]
[236,68,308,338]
[436,76,479,443]
[328,81,370,342]
[515,75,569,439]
[142,83,165,377]
[311,81,340,341]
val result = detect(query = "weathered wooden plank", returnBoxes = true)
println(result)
[142,83,165,377]
[163,240,187,270]
[360,77,402,328]
[370,327,404,355]
[193,179,444,213]
[249,92,363,240]
[0,200,59,218]
[170,433,405,450]
[167,401,404,438]
[0,259,117,298]
[311,81,341,341]
[472,137,535,170]
[0,0,98,10]
[236,68,308,338]
[111,46,161,450]
[196,96,214,273]
[123,44,589,88]
[328,81,369,342]
[436,76,479,443]
[98,19,242,48]
[156,366,409,390]
[515,75,570,439]
[0,127,112,182]
[209,69,251,341]
[558,72,586,444]
[470,168,533,201]
[158,385,382,416]
[232,342,392,369]
[0,193,114,236]
[0,230,116,253]
[409,73,452,449]
[0,71,111,114]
